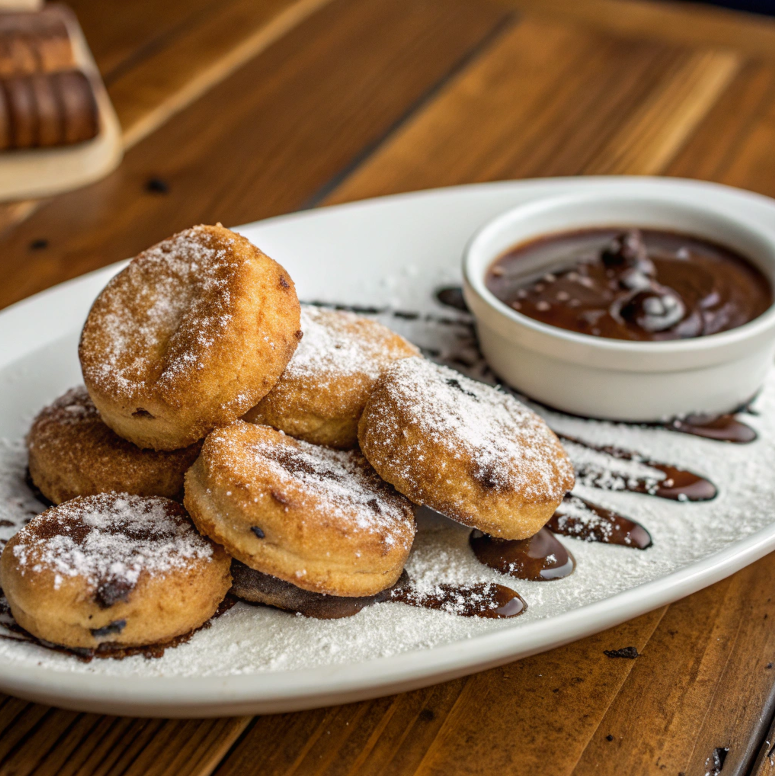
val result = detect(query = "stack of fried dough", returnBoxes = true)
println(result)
[0,224,573,652]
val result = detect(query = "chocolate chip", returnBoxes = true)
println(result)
[606,734,614,741]
[95,578,134,609]
[29,238,48,250]
[251,526,265,539]
[294,329,304,341]
[145,177,169,194]
[91,619,126,639]
[419,709,435,722]
[279,275,290,289]
[604,646,640,659]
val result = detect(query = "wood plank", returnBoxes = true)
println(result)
[67,0,227,79]
[708,82,775,200]
[0,0,510,311]
[0,707,254,776]
[498,0,775,60]
[580,48,739,174]
[325,19,734,206]
[571,553,775,776]
[666,61,775,183]
[213,610,664,776]
[112,0,334,150]
[750,706,775,776]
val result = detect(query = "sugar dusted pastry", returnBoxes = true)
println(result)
[184,421,416,597]
[358,357,575,540]
[244,305,419,448]
[0,494,231,650]
[79,224,301,450]
[27,387,201,504]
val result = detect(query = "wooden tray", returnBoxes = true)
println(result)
[0,4,122,201]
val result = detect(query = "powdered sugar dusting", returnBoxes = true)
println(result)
[284,305,414,388]
[364,357,573,502]
[81,226,238,397]
[1,276,775,680]
[9,494,213,592]
[562,439,666,493]
[553,495,615,542]
[213,424,413,542]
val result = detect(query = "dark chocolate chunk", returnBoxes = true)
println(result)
[29,238,48,250]
[445,377,478,399]
[95,577,134,609]
[251,526,265,539]
[90,619,127,639]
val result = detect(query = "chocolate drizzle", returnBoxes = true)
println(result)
[386,581,526,619]
[231,562,526,620]
[664,412,757,444]
[560,434,717,502]
[435,286,469,312]
[548,495,652,549]
[469,528,575,581]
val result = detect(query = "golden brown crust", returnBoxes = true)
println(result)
[184,422,416,597]
[79,224,301,450]
[358,358,575,540]
[244,306,419,448]
[0,494,232,650]
[27,387,201,504]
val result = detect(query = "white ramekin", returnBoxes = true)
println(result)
[462,191,775,421]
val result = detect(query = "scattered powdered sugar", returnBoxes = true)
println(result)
[363,357,573,502]
[9,494,213,592]
[214,423,412,541]
[81,226,239,396]
[553,495,615,542]
[561,439,666,493]
[1,292,775,678]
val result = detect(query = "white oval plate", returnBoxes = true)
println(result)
[2,176,775,718]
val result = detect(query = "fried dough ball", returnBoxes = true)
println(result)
[27,387,201,504]
[184,421,416,597]
[0,494,232,650]
[358,357,575,540]
[244,305,419,448]
[79,224,301,451]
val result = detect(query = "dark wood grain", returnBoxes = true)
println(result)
[0,0,509,309]
[213,610,665,776]
[325,19,737,204]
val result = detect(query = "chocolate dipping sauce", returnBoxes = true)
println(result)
[469,528,576,581]
[486,228,772,341]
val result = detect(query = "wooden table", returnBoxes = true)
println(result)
[2,0,775,773]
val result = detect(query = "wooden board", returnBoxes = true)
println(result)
[0,4,122,202]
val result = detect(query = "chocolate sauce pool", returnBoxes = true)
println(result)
[485,228,772,341]
[469,528,576,581]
